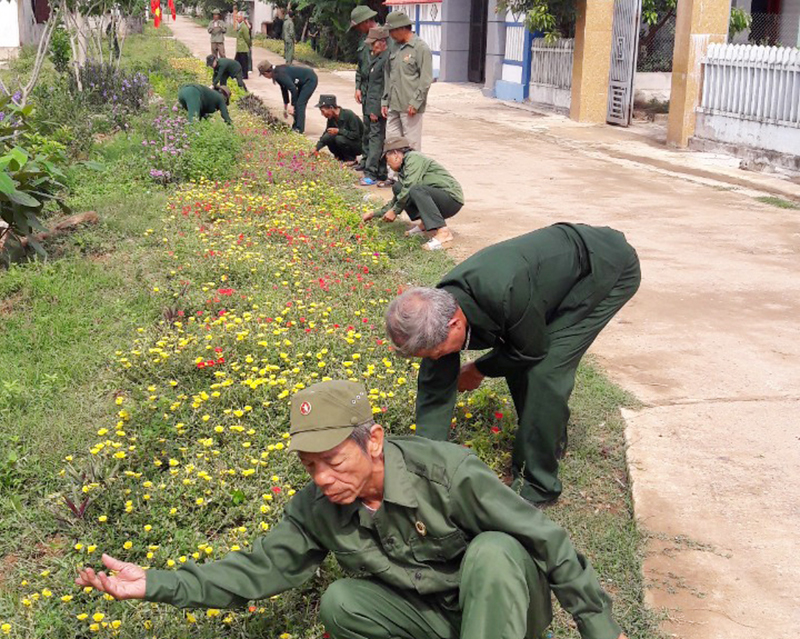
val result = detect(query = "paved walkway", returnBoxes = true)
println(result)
[171,18,800,639]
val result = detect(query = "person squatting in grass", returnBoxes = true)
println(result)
[312,94,363,163]
[257,62,318,134]
[385,224,641,505]
[177,84,232,125]
[363,137,462,250]
[76,380,630,639]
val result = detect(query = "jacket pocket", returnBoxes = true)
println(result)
[409,529,467,563]
[333,547,392,576]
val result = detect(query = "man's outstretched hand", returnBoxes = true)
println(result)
[458,362,485,392]
[75,554,147,600]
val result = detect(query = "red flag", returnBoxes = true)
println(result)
[151,0,162,27]
[168,0,176,20]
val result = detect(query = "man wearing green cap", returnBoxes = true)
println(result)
[75,379,629,639]
[382,11,433,153]
[177,84,232,125]
[350,5,379,170]
[359,26,390,186]
[313,95,363,162]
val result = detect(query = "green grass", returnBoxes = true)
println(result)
[0,24,661,639]
[253,35,356,71]
[756,195,800,210]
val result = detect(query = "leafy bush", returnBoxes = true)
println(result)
[0,97,68,261]
[69,63,150,129]
[237,93,287,127]
[143,105,192,184]
[48,25,72,74]
[183,117,241,182]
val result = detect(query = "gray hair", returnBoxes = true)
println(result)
[385,287,458,357]
[348,420,376,453]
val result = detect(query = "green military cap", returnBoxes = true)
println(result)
[365,26,389,44]
[386,11,413,30]
[349,5,378,29]
[314,94,338,108]
[288,380,373,453]
[382,136,411,156]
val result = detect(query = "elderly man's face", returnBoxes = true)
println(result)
[371,38,387,56]
[385,150,404,171]
[413,312,467,360]
[298,426,383,505]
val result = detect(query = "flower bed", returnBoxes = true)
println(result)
[0,112,509,639]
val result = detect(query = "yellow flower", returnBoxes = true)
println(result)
[61,595,73,603]
[41,589,52,597]
[92,613,105,622]
[207,609,221,617]
[123,541,133,550]
[76,614,89,621]
[89,623,100,632]
[1,624,11,634]
[111,620,122,630]
[98,515,108,523]
[186,613,197,624]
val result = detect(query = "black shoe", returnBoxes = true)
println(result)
[353,162,366,171]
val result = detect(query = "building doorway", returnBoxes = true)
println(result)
[467,0,488,83]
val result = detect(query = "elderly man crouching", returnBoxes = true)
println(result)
[76,380,628,639]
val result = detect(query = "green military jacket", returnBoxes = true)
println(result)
[236,22,251,53]
[365,49,388,117]
[273,66,317,106]
[380,151,463,215]
[382,35,433,113]
[415,224,636,437]
[207,19,226,43]
[212,58,242,87]
[178,84,231,124]
[355,38,371,96]
[283,17,295,43]
[315,108,363,150]
[145,437,622,639]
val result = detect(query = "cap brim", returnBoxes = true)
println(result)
[288,426,354,453]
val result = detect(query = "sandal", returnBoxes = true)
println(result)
[376,179,396,188]
[422,237,452,251]
[405,226,425,237]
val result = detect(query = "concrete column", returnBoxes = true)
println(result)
[666,0,730,147]
[482,0,506,96]
[440,0,471,82]
[569,0,614,123]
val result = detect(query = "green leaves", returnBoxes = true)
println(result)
[0,96,68,260]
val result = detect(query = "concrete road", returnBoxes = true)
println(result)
[171,17,800,639]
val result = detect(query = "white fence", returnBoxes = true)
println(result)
[529,38,574,111]
[695,43,800,158]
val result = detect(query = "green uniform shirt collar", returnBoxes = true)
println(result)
[336,439,419,526]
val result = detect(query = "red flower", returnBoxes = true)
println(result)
[490,426,501,434]
[272,486,282,494]
[494,411,504,420]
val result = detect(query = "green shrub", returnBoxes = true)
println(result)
[183,118,241,182]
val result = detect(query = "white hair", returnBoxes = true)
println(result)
[385,287,457,356]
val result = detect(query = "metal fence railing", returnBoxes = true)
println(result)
[637,13,676,72]
[529,37,574,89]
[700,42,800,126]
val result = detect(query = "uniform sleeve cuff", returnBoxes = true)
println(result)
[576,610,623,639]
[144,569,180,604]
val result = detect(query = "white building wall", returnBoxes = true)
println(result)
[252,0,276,34]
[780,0,800,47]
[0,0,21,48]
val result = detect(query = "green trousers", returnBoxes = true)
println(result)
[320,532,552,639]
[317,133,362,161]
[284,40,294,64]
[509,251,641,503]
[360,102,370,163]
[292,76,318,134]
[392,182,462,231]
[364,117,388,180]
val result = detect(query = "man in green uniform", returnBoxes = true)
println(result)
[258,62,318,133]
[76,380,629,639]
[207,10,226,58]
[385,225,641,504]
[206,55,247,90]
[177,84,232,124]
[234,10,252,79]
[312,95,363,162]
[283,9,296,64]
[382,11,433,153]
[364,137,462,249]
[349,5,379,170]
[359,26,390,186]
